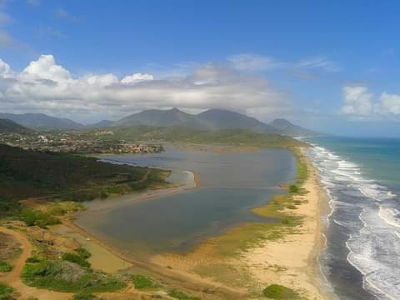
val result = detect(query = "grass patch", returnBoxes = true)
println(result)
[0,283,15,300]
[75,247,91,260]
[72,292,97,300]
[22,258,125,293]
[62,252,91,268]
[168,289,200,300]
[262,284,300,299]
[132,274,159,290]
[19,208,60,228]
[0,261,12,272]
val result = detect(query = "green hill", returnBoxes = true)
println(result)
[0,119,32,134]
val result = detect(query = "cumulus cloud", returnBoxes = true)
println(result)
[342,86,373,116]
[121,73,154,84]
[22,55,71,81]
[341,85,400,119]
[0,54,288,121]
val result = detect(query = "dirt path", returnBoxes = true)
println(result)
[0,226,71,300]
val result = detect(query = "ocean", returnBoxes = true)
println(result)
[306,137,400,300]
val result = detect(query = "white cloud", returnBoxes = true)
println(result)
[0,54,289,121]
[21,55,70,82]
[342,86,373,116]
[121,73,154,84]
[296,57,339,72]
[228,53,340,74]
[379,93,400,115]
[341,85,400,119]
[0,58,10,76]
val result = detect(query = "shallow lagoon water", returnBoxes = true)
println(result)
[76,149,296,256]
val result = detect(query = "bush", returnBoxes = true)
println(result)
[19,209,60,228]
[289,185,299,194]
[75,247,91,259]
[262,284,299,299]
[26,256,41,263]
[0,283,15,300]
[132,274,158,290]
[0,261,12,272]
[22,259,125,293]
[73,292,97,300]
[62,253,91,268]
[168,289,199,300]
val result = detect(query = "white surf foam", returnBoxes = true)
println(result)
[307,144,400,299]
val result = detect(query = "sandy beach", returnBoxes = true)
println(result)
[238,152,330,299]
[64,148,330,299]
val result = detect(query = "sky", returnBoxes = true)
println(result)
[1,0,400,136]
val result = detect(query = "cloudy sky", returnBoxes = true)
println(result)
[1,1,400,136]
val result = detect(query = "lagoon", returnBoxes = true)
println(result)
[76,149,296,256]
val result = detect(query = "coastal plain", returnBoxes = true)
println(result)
[0,143,328,299]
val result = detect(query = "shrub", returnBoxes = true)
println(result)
[19,209,60,228]
[132,274,158,290]
[262,284,299,299]
[75,247,91,259]
[0,261,12,272]
[0,283,15,300]
[289,185,299,194]
[168,289,200,300]
[22,259,125,293]
[26,256,41,263]
[62,253,91,268]
[73,292,97,300]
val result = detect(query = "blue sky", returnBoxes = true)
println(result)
[1,0,400,136]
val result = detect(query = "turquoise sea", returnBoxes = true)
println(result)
[306,137,400,300]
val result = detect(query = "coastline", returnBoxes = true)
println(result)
[66,148,331,299]
[232,148,330,299]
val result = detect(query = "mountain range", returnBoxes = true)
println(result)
[0,113,83,130]
[0,109,317,137]
[0,118,32,134]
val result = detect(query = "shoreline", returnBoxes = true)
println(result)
[235,148,331,299]
[68,148,331,298]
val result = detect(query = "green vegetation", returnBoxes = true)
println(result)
[62,252,91,268]
[47,202,85,216]
[289,184,299,193]
[132,274,159,290]
[75,247,91,259]
[168,289,200,300]
[0,261,12,272]
[0,144,169,209]
[86,126,305,149]
[19,208,60,228]
[72,292,97,300]
[22,258,125,293]
[0,283,15,300]
[262,284,300,299]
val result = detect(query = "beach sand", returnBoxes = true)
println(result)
[237,151,329,299]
